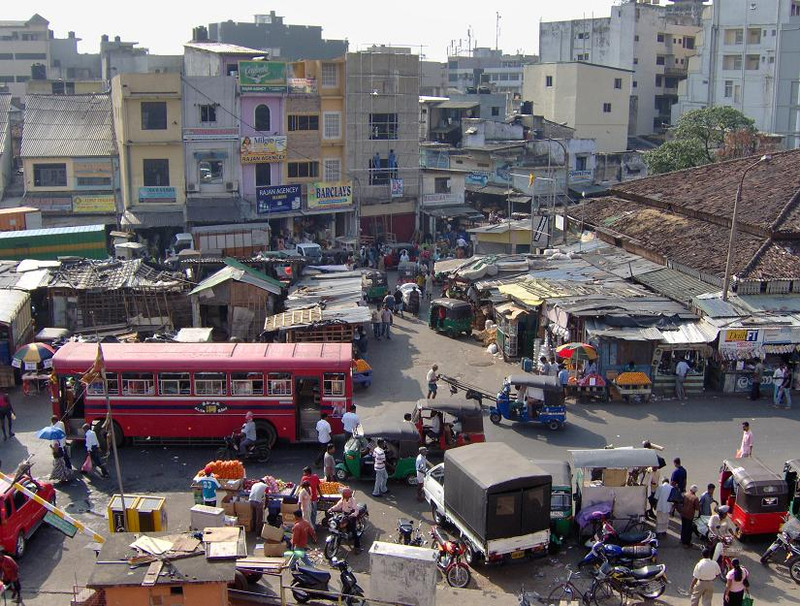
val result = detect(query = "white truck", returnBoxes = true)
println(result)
[424,442,551,565]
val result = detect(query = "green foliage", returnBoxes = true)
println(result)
[644,138,710,174]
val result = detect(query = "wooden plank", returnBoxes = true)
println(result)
[141,560,163,586]
[203,526,241,542]
[170,535,201,553]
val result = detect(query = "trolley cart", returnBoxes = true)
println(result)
[438,374,495,405]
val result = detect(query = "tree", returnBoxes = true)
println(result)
[644,107,757,174]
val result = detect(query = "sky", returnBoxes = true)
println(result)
[8,0,620,61]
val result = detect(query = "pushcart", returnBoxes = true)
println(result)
[613,372,652,403]
[438,374,495,405]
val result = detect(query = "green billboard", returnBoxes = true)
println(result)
[239,61,287,92]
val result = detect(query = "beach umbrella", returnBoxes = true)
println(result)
[555,342,598,361]
[36,426,65,441]
[11,342,56,371]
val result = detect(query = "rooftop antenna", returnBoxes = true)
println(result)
[496,12,502,51]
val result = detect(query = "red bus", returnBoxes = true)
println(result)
[50,342,354,448]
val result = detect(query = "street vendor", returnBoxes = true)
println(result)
[198,466,221,507]
[583,360,598,377]
[248,478,267,533]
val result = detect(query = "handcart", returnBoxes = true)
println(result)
[438,374,495,405]
[613,372,652,403]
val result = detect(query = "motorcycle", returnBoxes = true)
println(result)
[430,525,471,589]
[595,560,668,600]
[324,505,369,560]
[579,540,658,570]
[761,517,800,565]
[396,518,425,547]
[290,557,366,606]
[594,517,658,547]
[215,432,271,463]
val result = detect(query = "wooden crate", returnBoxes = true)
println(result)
[289,324,354,343]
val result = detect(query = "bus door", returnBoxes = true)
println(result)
[295,376,321,441]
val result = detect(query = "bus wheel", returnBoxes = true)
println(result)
[255,421,277,449]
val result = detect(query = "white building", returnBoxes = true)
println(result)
[539,0,704,136]
[673,0,800,148]
[446,48,538,100]
[0,14,50,101]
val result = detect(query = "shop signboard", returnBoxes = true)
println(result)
[466,172,490,187]
[568,169,593,183]
[256,184,302,214]
[288,77,317,94]
[422,192,461,206]
[307,181,353,210]
[240,136,287,164]
[139,186,177,203]
[390,178,404,198]
[24,195,72,213]
[719,328,763,357]
[72,194,116,214]
[238,61,287,92]
[183,127,239,141]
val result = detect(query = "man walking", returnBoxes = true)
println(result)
[314,413,332,467]
[675,358,690,400]
[323,444,336,482]
[689,548,721,606]
[380,305,393,340]
[750,359,764,400]
[699,483,716,517]
[371,439,389,497]
[738,422,753,458]
[426,364,439,399]
[415,447,429,502]
[671,457,687,493]
[342,405,360,440]
[82,423,108,477]
[655,478,673,536]
[0,392,14,440]
[371,308,381,340]
[772,364,785,407]
[781,363,793,410]
[425,272,433,301]
[680,485,700,547]
[51,415,71,470]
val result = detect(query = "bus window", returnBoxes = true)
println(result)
[160,372,191,395]
[87,372,119,396]
[195,372,227,396]
[232,372,264,396]
[267,373,292,396]
[121,372,155,395]
[87,380,105,396]
[323,373,346,397]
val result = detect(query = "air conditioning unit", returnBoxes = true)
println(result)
[187,183,198,192]
[226,181,237,192]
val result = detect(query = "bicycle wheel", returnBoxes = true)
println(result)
[592,580,623,606]
[547,585,581,604]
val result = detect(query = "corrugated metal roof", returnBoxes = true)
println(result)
[692,293,747,318]
[635,267,718,305]
[585,318,663,341]
[736,295,800,314]
[21,94,114,158]
[0,94,11,159]
[189,259,282,297]
[0,224,105,241]
[659,322,717,345]
[434,100,480,110]
[0,288,30,325]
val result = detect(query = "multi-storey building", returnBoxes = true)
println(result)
[0,14,50,101]
[539,0,704,135]
[673,0,800,148]
[446,48,537,101]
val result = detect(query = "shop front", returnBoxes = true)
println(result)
[494,302,538,361]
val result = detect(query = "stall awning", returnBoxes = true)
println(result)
[495,302,528,321]
[584,319,662,341]
[423,205,484,220]
[659,322,716,345]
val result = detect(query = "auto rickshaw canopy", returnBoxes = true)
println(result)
[431,298,472,315]
[723,458,788,497]
[533,459,572,489]
[414,397,484,433]
[357,417,421,457]
[361,270,387,286]
[571,448,662,470]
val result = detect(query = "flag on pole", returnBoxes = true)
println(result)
[528,173,535,188]
[80,344,104,386]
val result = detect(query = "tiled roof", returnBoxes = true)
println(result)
[21,94,114,158]
[611,149,800,233]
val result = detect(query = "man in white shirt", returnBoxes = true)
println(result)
[248,478,268,533]
[372,439,389,497]
[239,412,257,454]
[415,447,429,501]
[341,405,360,439]
[675,359,690,400]
[689,548,721,606]
[654,478,674,535]
[772,365,785,406]
[82,423,108,477]
[426,365,439,399]
[314,413,332,467]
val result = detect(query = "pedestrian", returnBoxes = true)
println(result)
[548,356,559,376]
[655,478,673,535]
[372,438,389,497]
[723,558,750,606]
[82,423,108,477]
[737,421,753,458]
[425,272,433,301]
[323,443,336,482]
[689,547,721,606]
[0,552,21,602]
[291,509,317,562]
[675,357,690,400]
[301,466,321,526]
[297,480,313,525]
[342,405,360,440]
[671,457,687,493]
[772,363,785,407]
[0,391,14,440]
[371,307,381,340]
[699,483,716,517]
[380,305,393,340]
[49,441,73,484]
[394,286,404,318]
[537,356,550,375]
[781,363,793,410]
[415,447,429,501]
[198,466,220,507]
[426,364,439,399]
[248,478,267,534]
[51,415,71,470]
[750,358,764,400]
[314,413,332,467]
[382,291,396,313]
[557,364,569,394]
[680,485,700,547]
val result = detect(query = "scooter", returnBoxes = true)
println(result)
[290,557,365,606]
[579,540,658,570]
[396,518,425,547]
[215,432,271,463]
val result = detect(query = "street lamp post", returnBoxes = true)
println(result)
[721,154,770,301]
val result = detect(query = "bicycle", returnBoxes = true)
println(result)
[542,568,622,606]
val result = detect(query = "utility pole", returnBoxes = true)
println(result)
[495,13,502,52]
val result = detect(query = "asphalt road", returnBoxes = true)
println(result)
[5,289,800,605]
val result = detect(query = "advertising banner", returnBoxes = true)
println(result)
[466,172,490,187]
[72,194,116,214]
[390,178,404,198]
[139,186,177,203]
[240,136,287,164]
[256,184,302,214]
[238,61,287,92]
[307,181,353,210]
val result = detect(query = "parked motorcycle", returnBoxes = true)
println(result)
[290,557,366,606]
[430,525,471,588]
[396,518,425,547]
[594,517,658,547]
[761,517,800,564]
[579,540,658,570]
[595,560,668,600]
[215,432,271,463]
[324,505,369,560]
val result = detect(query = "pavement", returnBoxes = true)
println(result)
[4,283,800,605]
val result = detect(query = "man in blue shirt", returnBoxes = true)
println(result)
[198,466,220,507]
[671,457,687,493]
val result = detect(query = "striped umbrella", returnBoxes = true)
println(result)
[11,342,56,371]
[555,342,598,361]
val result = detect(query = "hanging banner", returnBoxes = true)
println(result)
[240,136,287,164]
[256,184,302,214]
[390,178,404,198]
[307,181,353,210]
[238,61,287,92]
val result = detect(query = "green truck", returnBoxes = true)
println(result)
[0,224,108,261]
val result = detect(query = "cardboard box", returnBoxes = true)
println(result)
[221,495,236,516]
[234,501,253,520]
[281,502,298,517]
[261,523,284,542]
[262,541,287,557]
[190,504,224,530]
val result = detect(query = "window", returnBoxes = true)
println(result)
[255,163,271,187]
[369,113,398,140]
[141,102,167,130]
[142,159,170,186]
[634,35,639,42]
[724,80,734,98]
[575,156,588,171]
[448,73,458,82]
[15,75,29,83]
[576,53,589,61]
[33,163,67,187]
[723,55,743,70]
[614,78,622,89]
[323,158,341,181]
[170,587,184,596]
[656,55,665,66]
[685,36,696,50]
[254,104,271,131]
[194,372,226,396]
[577,32,588,39]
[491,106,500,116]
[159,373,190,395]
[267,373,292,396]
[323,373,346,396]
[199,160,223,184]
[724,28,744,45]
[288,115,319,131]
[657,33,665,42]
[632,80,637,88]
[231,372,264,396]
[434,177,451,194]
[76,176,112,187]
[321,63,338,88]
[748,28,761,45]
[768,56,775,64]
[633,57,639,65]
[288,161,319,178]
[199,105,217,123]
[121,372,155,395]
[323,112,341,139]
[603,103,612,113]
[12,490,27,512]
[14,52,46,60]
[655,75,663,87]
[545,75,553,87]
[88,373,119,395]
[745,54,760,70]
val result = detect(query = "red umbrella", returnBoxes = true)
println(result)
[555,342,598,361]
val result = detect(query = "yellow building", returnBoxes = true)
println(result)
[111,73,185,229]
[523,62,632,153]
